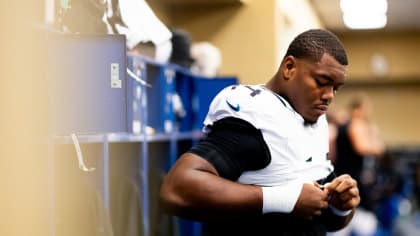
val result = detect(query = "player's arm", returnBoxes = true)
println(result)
[159,117,330,221]
[159,117,269,221]
[159,152,263,221]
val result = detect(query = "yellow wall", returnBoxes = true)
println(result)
[274,0,324,67]
[1,1,49,236]
[149,0,322,84]
[152,1,277,84]
[338,31,420,80]
[331,85,420,148]
[330,31,420,148]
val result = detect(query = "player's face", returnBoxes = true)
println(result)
[290,53,346,123]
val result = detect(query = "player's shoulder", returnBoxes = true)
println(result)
[217,84,265,100]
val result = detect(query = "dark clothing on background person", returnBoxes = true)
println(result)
[335,121,372,211]
[335,121,363,180]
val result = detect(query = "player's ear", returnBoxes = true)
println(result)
[282,56,296,80]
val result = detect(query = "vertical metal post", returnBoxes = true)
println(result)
[140,60,150,236]
[103,135,110,213]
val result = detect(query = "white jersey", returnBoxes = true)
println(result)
[203,84,333,186]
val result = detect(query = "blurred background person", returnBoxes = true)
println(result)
[327,107,348,165]
[330,92,386,236]
[335,92,386,209]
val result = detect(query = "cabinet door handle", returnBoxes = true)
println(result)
[127,67,152,87]
[71,133,95,172]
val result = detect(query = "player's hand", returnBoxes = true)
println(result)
[324,174,360,211]
[292,183,329,220]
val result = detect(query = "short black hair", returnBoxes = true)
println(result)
[285,29,348,65]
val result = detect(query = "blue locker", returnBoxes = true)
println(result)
[192,76,238,130]
[174,68,194,132]
[144,61,176,134]
[126,54,147,134]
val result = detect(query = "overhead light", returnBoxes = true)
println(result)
[342,13,387,30]
[340,0,388,29]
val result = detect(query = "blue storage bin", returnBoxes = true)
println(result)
[126,54,147,134]
[126,54,238,134]
[127,54,177,134]
[144,61,176,134]
[174,69,194,132]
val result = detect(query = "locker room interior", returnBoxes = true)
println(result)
[2,0,420,235]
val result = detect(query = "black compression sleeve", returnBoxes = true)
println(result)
[188,117,271,181]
